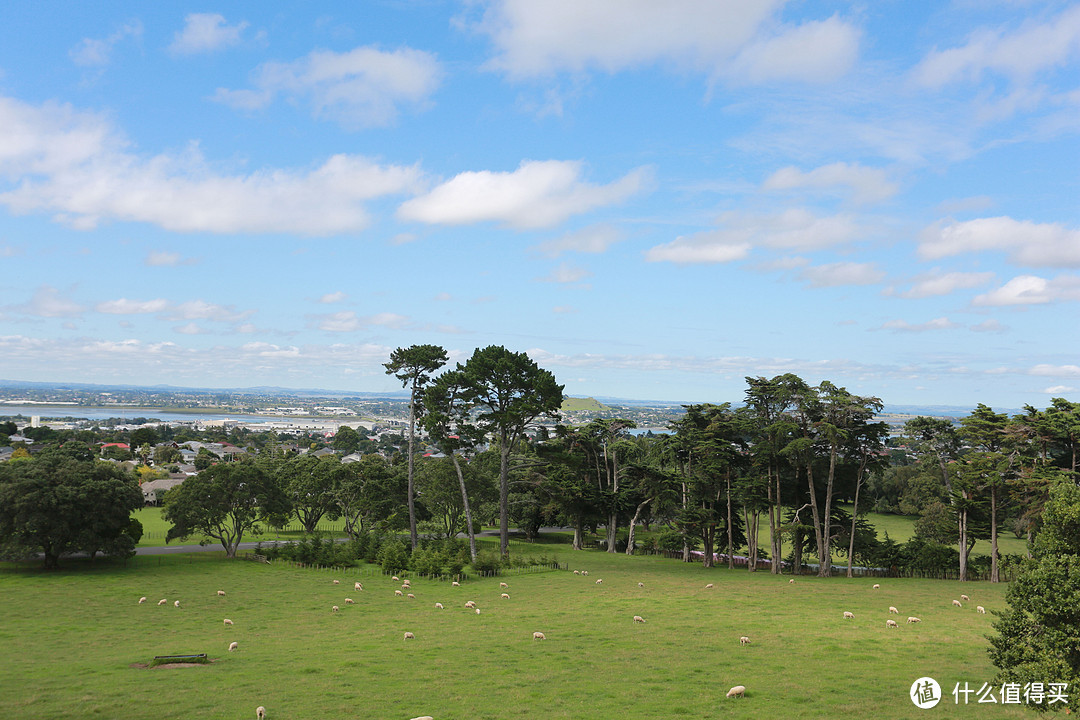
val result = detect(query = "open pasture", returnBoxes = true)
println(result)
[0,550,1023,719]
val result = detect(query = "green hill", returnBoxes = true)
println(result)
[561,396,611,412]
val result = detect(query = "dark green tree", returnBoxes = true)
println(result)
[163,462,290,558]
[384,344,448,549]
[332,425,362,456]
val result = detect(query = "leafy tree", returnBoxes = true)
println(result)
[384,344,448,549]
[960,404,1009,581]
[989,480,1080,710]
[273,453,338,532]
[456,345,564,557]
[130,427,159,450]
[0,455,143,568]
[163,462,290,558]
[330,455,404,538]
[154,444,182,465]
[0,420,17,436]
[332,425,362,455]
[193,447,220,471]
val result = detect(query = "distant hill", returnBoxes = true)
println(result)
[561,396,612,413]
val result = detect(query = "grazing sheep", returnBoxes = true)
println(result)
[475,608,481,615]
[345,598,355,605]
[705,583,714,589]
[886,619,898,628]
[843,611,855,619]
[595,579,603,585]
[224,618,234,626]
[465,601,476,609]
[533,631,546,640]
[435,603,444,609]
[789,579,795,584]
[889,606,899,614]
[138,596,147,604]
[726,685,746,698]
[638,582,644,587]
[354,582,363,591]
[977,606,986,614]
[158,599,167,606]
[500,582,508,588]
[873,584,880,589]
[633,615,646,623]
[395,590,404,597]
[174,600,181,608]
[573,570,580,575]
[452,581,460,587]
[403,631,414,640]
[407,593,415,599]
[501,593,510,599]
[953,600,962,607]
[961,594,969,601]
[409,717,434,720]
[333,580,340,585]
[217,590,226,596]
[229,641,238,652]
[332,606,339,613]
[392,576,399,581]
[402,583,411,590]
[740,636,751,645]
[907,617,921,624]
[256,706,266,720]
[582,571,588,576]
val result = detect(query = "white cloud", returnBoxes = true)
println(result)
[0,95,424,235]
[538,262,591,284]
[169,13,248,56]
[880,317,960,332]
[1030,364,1080,377]
[11,286,84,318]
[168,300,253,323]
[800,262,884,288]
[1044,385,1077,394]
[145,251,197,267]
[70,21,143,67]
[174,322,204,335]
[319,292,347,304]
[314,310,410,332]
[474,0,858,84]
[645,229,751,265]
[971,319,1007,333]
[216,45,443,128]
[398,160,651,229]
[920,217,1080,267]
[533,223,622,258]
[96,298,170,314]
[892,270,995,298]
[973,275,1080,306]
[761,162,897,205]
[912,5,1080,88]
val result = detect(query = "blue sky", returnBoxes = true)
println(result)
[1,1,1078,409]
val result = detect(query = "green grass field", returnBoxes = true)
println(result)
[0,540,1030,720]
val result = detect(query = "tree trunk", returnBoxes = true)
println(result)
[767,468,778,574]
[681,481,690,562]
[958,499,968,582]
[702,525,715,568]
[606,511,618,553]
[990,484,999,583]
[806,460,825,577]
[626,497,651,555]
[451,453,477,562]
[499,435,510,557]
[407,390,418,550]
[726,471,734,570]
[573,514,584,551]
[744,505,759,572]
[822,445,838,578]
[846,451,867,578]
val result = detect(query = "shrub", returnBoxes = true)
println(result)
[377,539,410,574]
[472,550,503,576]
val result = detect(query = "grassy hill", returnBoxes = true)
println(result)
[560,396,611,413]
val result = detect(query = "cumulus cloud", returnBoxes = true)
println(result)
[890,270,995,298]
[474,0,858,84]
[645,229,751,265]
[533,223,622,258]
[538,262,591,284]
[973,275,1080,306]
[799,262,885,288]
[971,319,1007,333]
[96,298,170,314]
[70,20,143,67]
[11,285,84,318]
[0,95,424,234]
[398,160,651,229]
[214,45,443,128]
[319,291,348,304]
[169,13,249,55]
[920,216,1080,267]
[312,310,410,332]
[1044,385,1078,394]
[761,162,897,205]
[1030,364,1080,377]
[145,251,198,267]
[912,5,1080,88]
[880,317,960,332]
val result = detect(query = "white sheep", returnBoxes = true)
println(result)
[843,611,855,619]
[217,590,226,596]
[138,596,147,604]
[873,583,880,589]
[952,600,962,608]
[886,619,898,628]
[789,579,795,584]
[229,641,239,652]
[409,716,434,720]
[392,576,399,581]
[465,601,476,609]
[638,582,644,587]
[633,615,646,623]
[595,579,603,585]
[407,593,415,599]
[533,631,546,640]
[961,594,970,601]
[889,606,898,614]
[158,599,167,606]
[582,570,588,576]
[224,618,234,626]
[501,593,510,599]
[452,581,460,587]
[705,583,714,589]
[573,570,580,575]
[977,606,986,614]
[354,582,363,591]
[402,582,411,590]
[395,590,404,597]
[907,617,921,624]
[740,636,750,645]
[500,582,508,588]
[403,631,414,640]
[332,605,339,613]
[726,685,746,698]
[333,580,340,585]
[344,598,355,605]
[256,706,266,720]
[174,600,181,608]
[435,603,444,609]
[475,608,481,615]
